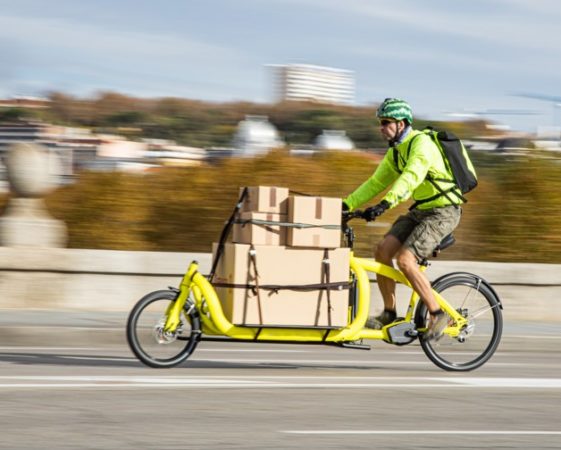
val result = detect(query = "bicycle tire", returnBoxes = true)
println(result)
[415,273,502,371]
[126,290,201,368]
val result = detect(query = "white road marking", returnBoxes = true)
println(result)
[0,347,107,351]
[0,326,124,331]
[0,375,560,389]
[282,430,561,435]
[518,335,561,340]
[439,377,561,388]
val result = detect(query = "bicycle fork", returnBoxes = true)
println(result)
[164,261,199,333]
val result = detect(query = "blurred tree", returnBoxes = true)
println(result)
[104,110,150,126]
[46,92,96,125]
[0,108,38,121]
[30,93,498,150]
[43,150,561,263]
[4,91,553,263]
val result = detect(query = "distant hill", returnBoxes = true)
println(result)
[1,91,492,150]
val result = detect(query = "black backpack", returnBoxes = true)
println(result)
[393,128,478,209]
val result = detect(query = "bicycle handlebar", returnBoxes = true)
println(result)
[342,209,368,223]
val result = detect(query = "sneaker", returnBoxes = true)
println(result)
[365,309,396,329]
[425,311,449,341]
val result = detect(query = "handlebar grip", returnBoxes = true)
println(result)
[342,210,365,220]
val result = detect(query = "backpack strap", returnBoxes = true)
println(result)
[392,133,421,173]
[392,131,464,210]
[409,179,464,210]
[424,129,467,208]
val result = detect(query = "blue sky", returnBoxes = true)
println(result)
[1,0,560,131]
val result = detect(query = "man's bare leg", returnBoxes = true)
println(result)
[394,247,440,312]
[395,247,449,339]
[374,235,403,311]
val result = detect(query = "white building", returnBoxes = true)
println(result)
[0,121,91,179]
[232,115,284,156]
[314,130,355,151]
[533,126,561,151]
[269,64,355,105]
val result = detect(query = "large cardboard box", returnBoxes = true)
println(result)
[233,212,287,245]
[287,196,342,248]
[212,243,350,327]
[241,186,289,214]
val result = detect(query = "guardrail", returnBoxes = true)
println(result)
[1,247,560,322]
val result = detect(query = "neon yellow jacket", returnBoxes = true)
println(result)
[344,130,462,211]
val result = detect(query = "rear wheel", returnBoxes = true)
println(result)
[127,290,201,368]
[415,274,502,371]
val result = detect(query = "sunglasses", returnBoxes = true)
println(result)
[379,119,397,126]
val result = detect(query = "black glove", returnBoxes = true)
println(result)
[342,201,350,212]
[362,200,390,221]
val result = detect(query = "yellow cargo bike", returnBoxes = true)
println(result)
[126,191,503,372]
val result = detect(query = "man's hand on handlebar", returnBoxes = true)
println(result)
[342,209,362,224]
[341,200,390,223]
[362,200,390,222]
[341,201,358,223]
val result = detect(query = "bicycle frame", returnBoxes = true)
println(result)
[163,252,468,344]
[128,200,501,372]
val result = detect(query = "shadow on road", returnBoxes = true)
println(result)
[0,351,397,371]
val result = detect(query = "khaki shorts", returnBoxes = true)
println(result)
[387,206,462,260]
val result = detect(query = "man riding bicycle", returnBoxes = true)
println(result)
[343,98,462,340]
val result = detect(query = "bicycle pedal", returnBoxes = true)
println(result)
[385,321,417,345]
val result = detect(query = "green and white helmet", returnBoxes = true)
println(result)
[376,98,413,124]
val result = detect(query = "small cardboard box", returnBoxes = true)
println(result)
[233,212,287,246]
[212,243,350,327]
[241,186,289,214]
[287,196,342,248]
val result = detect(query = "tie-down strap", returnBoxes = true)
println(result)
[234,218,341,230]
[212,281,350,294]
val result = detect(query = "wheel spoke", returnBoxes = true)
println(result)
[126,291,200,368]
[468,302,501,320]
[418,275,502,371]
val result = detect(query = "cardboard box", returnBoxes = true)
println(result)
[212,243,350,327]
[233,212,287,245]
[287,196,342,248]
[240,186,289,214]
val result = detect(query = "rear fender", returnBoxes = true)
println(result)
[431,272,502,310]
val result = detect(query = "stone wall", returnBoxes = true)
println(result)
[1,247,560,322]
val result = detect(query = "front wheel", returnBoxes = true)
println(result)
[415,274,502,371]
[127,290,201,368]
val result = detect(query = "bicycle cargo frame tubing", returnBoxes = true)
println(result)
[165,256,467,343]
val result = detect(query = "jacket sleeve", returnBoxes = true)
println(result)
[382,134,438,207]
[344,151,399,210]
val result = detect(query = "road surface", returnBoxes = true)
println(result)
[0,316,559,449]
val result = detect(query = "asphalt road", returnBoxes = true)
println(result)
[0,318,560,450]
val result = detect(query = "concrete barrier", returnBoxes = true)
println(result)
[1,247,560,322]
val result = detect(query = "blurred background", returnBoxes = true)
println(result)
[1,0,561,262]
[2,6,561,448]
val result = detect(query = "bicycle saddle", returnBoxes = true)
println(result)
[432,234,455,257]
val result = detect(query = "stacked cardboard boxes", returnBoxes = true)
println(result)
[213,186,350,328]
[287,195,342,248]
